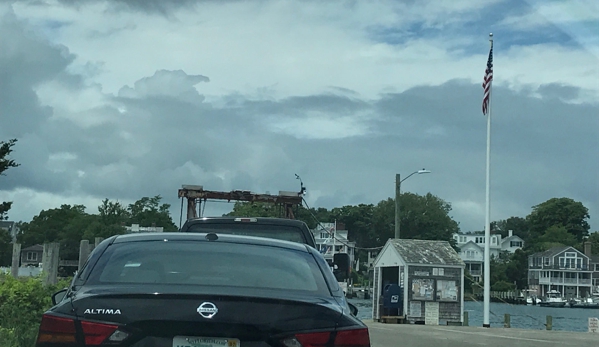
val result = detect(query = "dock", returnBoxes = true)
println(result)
[364,320,598,347]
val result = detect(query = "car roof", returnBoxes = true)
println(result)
[183,216,309,227]
[112,231,310,252]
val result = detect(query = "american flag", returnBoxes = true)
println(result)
[482,42,493,115]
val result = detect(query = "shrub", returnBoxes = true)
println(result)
[0,274,71,347]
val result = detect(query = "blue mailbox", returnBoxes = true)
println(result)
[383,284,402,309]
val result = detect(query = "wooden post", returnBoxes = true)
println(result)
[10,243,21,278]
[78,240,90,272]
[43,243,60,286]
[504,314,511,328]
[94,237,103,248]
[546,315,552,330]
[463,311,469,326]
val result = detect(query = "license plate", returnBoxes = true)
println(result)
[172,336,240,347]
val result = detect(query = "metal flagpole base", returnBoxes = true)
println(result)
[483,324,490,328]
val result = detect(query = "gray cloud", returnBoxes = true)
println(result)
[0,10,74,138]
[1,7,597,232]
[537,83,580,101]
[55,0,208,15]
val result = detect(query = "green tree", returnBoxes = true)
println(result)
[537,225,578,249]
[527,197,590,243]
[98,199,129,226]
[396,192,460,247]
[17,205,87,247]
[0,139,19,220]
[226,201,282,218]
[505,249,529,289]
[127,196,177,231]
[330,204,376,248]
[17,205,88,259]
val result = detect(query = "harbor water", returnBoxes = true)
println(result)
[347,298,599,332]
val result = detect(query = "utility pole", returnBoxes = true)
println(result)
[395,174,401,239]
[394,169,431,239]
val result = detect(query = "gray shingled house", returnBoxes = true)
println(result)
[372,239,465,325]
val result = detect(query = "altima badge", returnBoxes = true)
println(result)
[197,302,218,318]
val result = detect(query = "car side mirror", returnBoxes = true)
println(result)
[52,288,68,305]
[348,303,358,316]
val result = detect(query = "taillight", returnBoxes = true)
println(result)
[282,328,370,347]
[36,314,130,346]
[37,314,77,344]
[334,328,370,347]
[81,321,119,345]
[284,331,330,347]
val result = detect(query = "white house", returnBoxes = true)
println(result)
[311,222,356,267]
[453,230,524,282]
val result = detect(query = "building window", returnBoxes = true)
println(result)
[475,237,485,244]
[565,252,577,257]
[510,241,522,248]
[26,252,38,261]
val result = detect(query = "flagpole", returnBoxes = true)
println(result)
[483,32,493,328]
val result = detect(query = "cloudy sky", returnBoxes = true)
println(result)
[1,0,598,233]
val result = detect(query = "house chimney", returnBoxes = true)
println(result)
[584,241,592,257]
[508,230,513,237]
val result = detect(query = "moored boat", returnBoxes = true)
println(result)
[539,290,567,308]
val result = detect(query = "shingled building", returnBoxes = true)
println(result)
[372,239,465,325]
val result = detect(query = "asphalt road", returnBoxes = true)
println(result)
[364,320,599,347]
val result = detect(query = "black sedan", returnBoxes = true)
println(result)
[36,232,370,347]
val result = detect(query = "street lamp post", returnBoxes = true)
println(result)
[395,169,431,239]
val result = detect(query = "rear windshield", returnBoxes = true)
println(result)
[184,223,307,244]
[86,241,329,295]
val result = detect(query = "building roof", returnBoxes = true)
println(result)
[530,246,584,258]
[459,240,483,251]
[389,239,464,266]
[501,235,524,243]
[455,232,501,237]
[21,244,44,252]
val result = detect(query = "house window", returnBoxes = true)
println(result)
[475,237,485,244]
[510,241,522,248]
[565,252,577,257]
[466,250,475,259]
[26,252,38,261]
